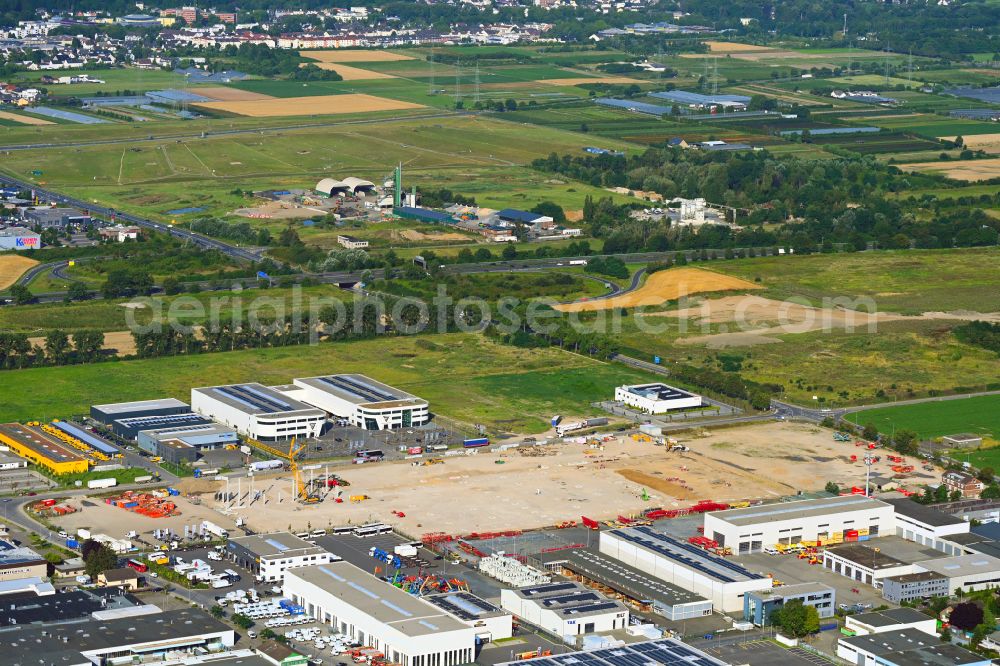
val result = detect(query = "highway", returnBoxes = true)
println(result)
[0,173,260,262]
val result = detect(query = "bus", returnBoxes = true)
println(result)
[353,523,392,538]
[332,525,355,535]
[354,450,384,464]
[126,559,148,573]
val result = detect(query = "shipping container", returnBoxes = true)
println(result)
[87,478,117,489]
[406,446,423,455]
[65,538,79,549]
[463,438,489,448]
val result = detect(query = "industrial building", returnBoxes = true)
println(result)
[191,383,326,441]
[90,398,191,425]
[315,177,376,197]
[913,553,1000,592]
[6,608,235,666]
[885,497,970,550]
[337,235,369,250]
[838,629,990,666]
[614,383,703,414]
[137,422,237,460]
[822,543,915,585]
[548,549,713,621]
[0,539,47,582]
[423,592,513,641]
[649,90,751,110]
[702,495,895,553]
[0,423,90,474]
[227,533,338,583]
[110,411,212,440]
[599,526,772,612]
[49,421,119,458]
[499,581,629,638]
[492,638,729,666]
[22,206,92,229]
[845,608,937,637]
[283,561,479,666]
[0,226,41,250]
[880,571,950,604]
[289,375,429,431]
[743,582,836,626]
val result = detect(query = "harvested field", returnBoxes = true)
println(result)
[940,133,1000,154]
[193,93,423,117]
[0,110,53,125]
[899,157,1000,181]
[192,86,275,102]
[540,76,642,85]
[299,49,414,63]
[201,421,941,534]
[0,255,39,289]
[700,41,777,53]
[28,330,138,357]
[302,62,396,80]
[554,267,760,312]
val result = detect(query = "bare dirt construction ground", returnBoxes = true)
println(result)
[0,109,53,125]
[233,199,327,219]
[540,76,642,85]
[302,62,396,80]
[900,157,1000,181]
[399,229,471,242]
[193,86,275,102]
[207,422,939,535]
[0,255,39,289]
[642,294,1000,348]
[554,267,760,313]
[193,94,423,117]
[940,134,1000,154]
[50,488,239,543]
[299,49,414,63]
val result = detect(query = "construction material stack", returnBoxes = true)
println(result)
[478,552,550,587]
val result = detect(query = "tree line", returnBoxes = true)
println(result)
[0,330,104,369]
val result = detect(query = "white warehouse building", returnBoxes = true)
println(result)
[499,581,629,638]
[614,384,702,413]
[226,533,339,583]
[284,561,478,666]
[599,526,772,613]
[702,496,896,554]
[287,374,430,431]
[191,383,326,442]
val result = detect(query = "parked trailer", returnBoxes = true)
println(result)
[134,475,154,484]
[202,520,229,539]
[463,438,490,449]
[551,415,562,427]
[426,444,449,452]
[87,478,117,489]
[249,459,283,473]
[194,468,220,478]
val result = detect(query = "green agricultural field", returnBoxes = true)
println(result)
[0,115,639,226]
[846,395,1000,439]
[710,247,1000,314]
[13,68,190,96]
[0,334,662,434]
[867,114,1000,138]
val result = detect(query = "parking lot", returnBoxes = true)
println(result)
[0,468,56,493]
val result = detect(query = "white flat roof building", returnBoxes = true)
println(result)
[191,383,326,442]
[283,562,477,666]
[703,496,896,554]
[821,543,916,586]
[499,581,629,639]
[423,592,513,641]
[914,554,1000,593]
[289,374,429,431]
[599,526,772,613]
[845,608,937,637]
[885,497,970,552]
[227,532,338,582]
[614,383,701,413]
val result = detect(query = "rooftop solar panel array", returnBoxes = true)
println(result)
[117,413,209,429]
[563,550,706,606]
[427,592,503,621]
[317,375,398,402]
[214,385,292,413]
[495,638,728,666]
[519,582,578,597]
[613,526,758,583]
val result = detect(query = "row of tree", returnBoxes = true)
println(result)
[0,330,104,369]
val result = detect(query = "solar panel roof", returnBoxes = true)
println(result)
[611,527,760,583]
[494,638,729,666]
